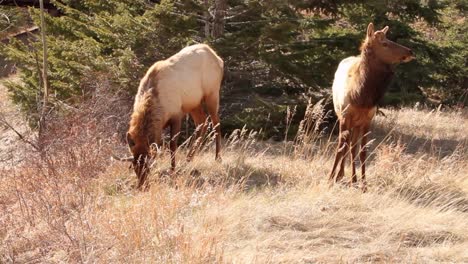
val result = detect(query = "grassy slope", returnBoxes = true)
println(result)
[0,106,467,263]
[0,76,32,167]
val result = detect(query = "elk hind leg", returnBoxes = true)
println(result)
[350,127,361,185]
[359,125,370,192]
[170,116,182,170]
[205,94,222,161]
[187,106,208,161]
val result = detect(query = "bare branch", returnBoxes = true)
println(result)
[111,155,133,162]
[0,113,40,151]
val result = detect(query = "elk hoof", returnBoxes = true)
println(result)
[137,183,149,192]
[347,181,359,189]
[361,182,368,193]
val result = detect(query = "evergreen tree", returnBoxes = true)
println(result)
[0,0,465,136]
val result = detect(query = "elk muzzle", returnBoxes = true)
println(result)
[401,49,415,63]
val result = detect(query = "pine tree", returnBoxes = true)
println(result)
[0,0,465,136]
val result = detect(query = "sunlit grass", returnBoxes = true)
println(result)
[1,105,467,263]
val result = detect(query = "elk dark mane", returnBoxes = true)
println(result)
[350,39,395,107]
[129,92,156,144]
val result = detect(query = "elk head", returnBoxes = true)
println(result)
[124,131,154,189]
[365,23,415,64]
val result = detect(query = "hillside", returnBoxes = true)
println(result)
[1,98,467,262]
[0,76,32,167]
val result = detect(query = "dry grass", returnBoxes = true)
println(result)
[0,76,32,166]
[1,103,467,263]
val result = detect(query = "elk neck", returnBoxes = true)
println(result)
[130,80,164,147]
[349,44,395,108]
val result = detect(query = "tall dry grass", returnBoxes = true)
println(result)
[1,101,467,263]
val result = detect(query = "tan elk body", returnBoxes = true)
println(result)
[125,44,224,189]
[329,23,415,190]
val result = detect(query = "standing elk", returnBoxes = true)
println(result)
[117,44,224,189]
[329,23,415,190]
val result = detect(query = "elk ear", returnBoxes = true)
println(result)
[126,132,135,148]
[367,23,375,38]
[375,32,385,41]
[381,26,389,34]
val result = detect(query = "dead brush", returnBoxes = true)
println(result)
[0,141,105,262]
[186,125,263,189]
[293,98,332,160]
[1,74,467,263]
[90,179,227,263]
[121,120,264,191]
[0,76,132,262]
[373,142,468,213]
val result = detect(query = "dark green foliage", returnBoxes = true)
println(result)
[1,0,198,124]
[0,6,32,38]
[0,0,466,137]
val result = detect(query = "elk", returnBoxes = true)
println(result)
[120,44,224,189]
[329,23,415,190]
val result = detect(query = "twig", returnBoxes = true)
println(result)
[38,0,50,152]
[0,113,40,151]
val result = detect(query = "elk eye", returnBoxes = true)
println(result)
[382,42,388,47]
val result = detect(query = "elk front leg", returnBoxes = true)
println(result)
[350,127,361,184]
[336,128,350,182]
[170,117,182,171]
[359,125,370,191]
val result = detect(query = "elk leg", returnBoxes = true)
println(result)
[350,127,361,184]
[206,94,222,161]
[170,117,182,171]
[329,120,348,183]
[187,106,208,161]
[212,114,222,161]
[359,125,370,191]
[336,128,350,182]
[136,156,149,190]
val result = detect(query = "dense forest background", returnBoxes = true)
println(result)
[0,0,466,138]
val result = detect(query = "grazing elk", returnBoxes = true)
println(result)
[329,23,415,190]
[121,44,224,189]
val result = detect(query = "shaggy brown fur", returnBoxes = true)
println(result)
[128,70,163,147]
[349,44,395,107]
[128,92,157,147]
[329,23,414,190]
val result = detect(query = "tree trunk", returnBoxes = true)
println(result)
[204,0,211,39]
[211,0,227,39]
[38,0,49,151]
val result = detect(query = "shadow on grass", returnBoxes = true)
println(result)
[372,123,466,157]
[104,158,284,195]
[393,230,463,248]
[394,182,468,213]
[376,174,468,213]
[190,161,283,191]
[226,161,282,191]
